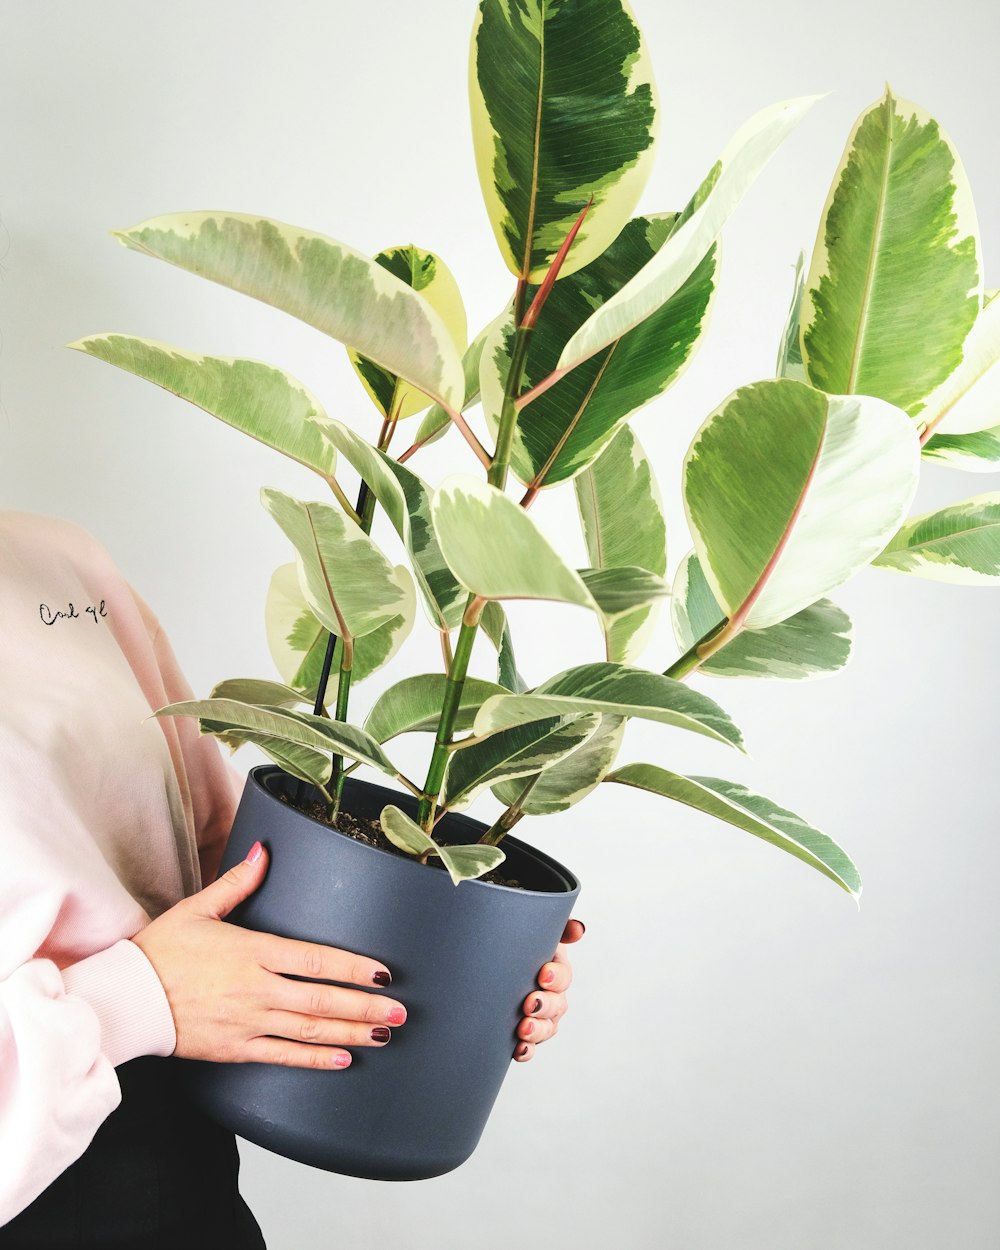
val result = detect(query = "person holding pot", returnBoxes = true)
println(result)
[0,510,583,1247]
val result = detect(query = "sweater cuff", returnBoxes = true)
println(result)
[60,939,177,1068]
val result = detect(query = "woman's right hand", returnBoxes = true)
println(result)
[131,841,404,1070]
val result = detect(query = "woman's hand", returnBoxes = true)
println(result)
[514,919,585,1063]
[131,841,404,1070]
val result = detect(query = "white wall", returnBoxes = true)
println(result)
[2,1,999,1246]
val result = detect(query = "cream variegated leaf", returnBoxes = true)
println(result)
[918,295,1000,440]
[873,493,1000,584]
[492,714,626,814]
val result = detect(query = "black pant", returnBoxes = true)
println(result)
[0,1056,266,1249]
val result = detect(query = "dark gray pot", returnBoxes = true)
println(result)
[180,766,581,1181]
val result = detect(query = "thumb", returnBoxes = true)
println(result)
[192,840,268,920]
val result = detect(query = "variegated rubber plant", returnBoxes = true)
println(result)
[69,2,994,894]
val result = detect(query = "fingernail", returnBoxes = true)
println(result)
[332,1053,351,1068]
[528,996,543,1014]
[246,841,263,864]
[371,1027,391,1043]
[516,1043,530,1058]
[372,970,392,987]
[386,1007,406,1026]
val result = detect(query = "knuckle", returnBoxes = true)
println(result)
[362,996,382,1024]
[298,1017,321,1043]
[303,947,325,978]
[309,990,333,1016]
[349,959,372,987]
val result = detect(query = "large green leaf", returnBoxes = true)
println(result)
[470,0,657,283]
[347,245,467,420]
[443,714,601,807]
[208,678,309,708]
[492,714,625,814]
[260,489,411,647]
[575,424,668,661]
[801,90,981,413]
[480,214,716,484]
[873,493,1000,584]
[917,295,1000,441]
[67,336,337,479]
[309,416,465,630]
[380,806,506,885]
[606,764,861,897]
[684,380,919,630]
[555,95,819,376]
[480,602,529,693]
[264,563,414,696]
[775,253,807,382]
[364,674,508,744]
[473,662,744,751]
[205,726,333,790]
[114,212,465,411]
[671,551,853,680]
[922,425,1000,472]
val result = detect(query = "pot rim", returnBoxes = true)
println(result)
[249,764,580,898]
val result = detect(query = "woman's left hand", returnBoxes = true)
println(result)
[514,918,585,1062]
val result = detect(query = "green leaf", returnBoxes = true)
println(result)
[113,212,465,411]
[873,493,1000,584]
[380,806,506,885]
[347,245,467,420]
[801,90,981,413]
[918,295,1000,441]
[413,313,501,451]
[67,336,337,478]
[474,662,744,752]
[607,764,861,897]
[684,379,919,629]
[208,678,310,707]
[480,214,716,484]
[364,674,508,744]
[922,425,1000,472]
[470,0,658,283]
[206,728,333,790]
[556,95,819,376]
[576,425,668,661]
[260,489,411,645]
[671,551,853,679]
[775,253,807,381]
[443,715,601,807]
[576,567,669,620]
[309,416,465,631]
[480,602,529,693]
[493,714,625,815]
[264,563,414,697]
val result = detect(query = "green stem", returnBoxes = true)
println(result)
[479,776,537,846]
[487,322,534,491]
[328,654,353,818]
[664,619,739,681]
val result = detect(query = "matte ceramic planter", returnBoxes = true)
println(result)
[181,765,581,1181]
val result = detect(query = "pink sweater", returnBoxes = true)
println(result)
[0,511,243,1225]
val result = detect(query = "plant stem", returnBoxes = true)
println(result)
[488,323,534,491]
[479,776,537,846]
[664,619,737,681]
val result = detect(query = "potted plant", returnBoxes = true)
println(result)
[69,0,998,1182]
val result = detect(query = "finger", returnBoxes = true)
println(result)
[513,1040,535,1063]
[559,918,586,945]
[192,841,269,920]
[536,956,573,993]
[241,1036,353,1070]
[269,977,406,1028]
[520,989,567,1023]
[254,933,392,990]
[518,1014,558,1045]
[263,1011,394,1049]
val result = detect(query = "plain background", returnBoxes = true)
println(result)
[2,2,999,1246]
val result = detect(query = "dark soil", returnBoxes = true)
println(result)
[275,791,525,889]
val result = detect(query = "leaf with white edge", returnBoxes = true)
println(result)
[479,214,716,485]
[873,493,1000,584]
[607,764,861,897]
[556,95,820,376]
[671,550,853,680]
[801,90,981,413]
[922,425,1000,472]
[470,0,658,283]
[576,424,668,661]
[443,714,601,807]
[775,253,807,381]
[261,489,411,645]
[413,312,504,451]
[209,678,309,707]
[493,714,626,815]
[432,475,601,620]
[380,806,506,885]
[481,601,529,693]
[364,674,507,744]
[577,567,669,621]
[309,416,465,630]
[265,563,414,697]
[685,380,919,630]
[205,728,333,789]
[918,296,1000,440]
[68,337,337,478]
[114,212,465,411]
[347,245,467,420]
[474,662,744,751]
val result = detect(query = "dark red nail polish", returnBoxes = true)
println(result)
[528,996,543,1015]
[371,1026,391,1043]
[372,970,392,986]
